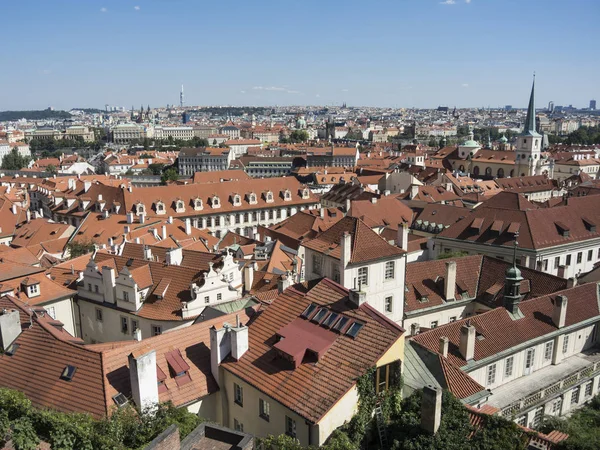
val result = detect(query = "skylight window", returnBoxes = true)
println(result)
[333,316,350,332]
[112,393,129,407]
[311,308,328,324]
[60,365,77,381]
[322,312,339,328]
[300,303,318,319]
[346,322,364,338]
[5,343,19,356]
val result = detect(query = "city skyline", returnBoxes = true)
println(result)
[2,0,599,110]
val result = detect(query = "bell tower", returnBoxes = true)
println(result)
[516,76,542,176]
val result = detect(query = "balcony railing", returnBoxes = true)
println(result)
[500,360,600,418]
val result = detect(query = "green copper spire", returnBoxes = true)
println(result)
[521,75,541,137]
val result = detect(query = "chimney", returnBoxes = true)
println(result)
[128,350,159,412]
[138,213,145,224]
[277,273,292,294]
[0,310,21,351]
[124,225,131,234]
[410,323,420,335]
[459,321,476,361]
[444,261,457,301]
[167,216,173,225]
[421,385,442,435]
[165,247,182,266]
[210,325,232,387]
[161,225,167,240]
[410,184,419,200]
[128,185,133,193]
[320,208,325,219]
[127,212,134,224]
[349,289,367,307]
[439,336,449,358]
[396,223,409,252]
[370,197,377,204]
[144,246,152,261]
[445,182,453,192]
[98,194,103,202]
[340,231,352,268]
[83,181,91,193]
[185,218,191,236]
[231,321,249,360]
[101,266,116,304]
[345,198,351,212]
[103,209,109,219]
[244,263,254,292]
[552,295,568,328]
[11,204,17,215]
[566,277,577,289]
[133,328,142,341]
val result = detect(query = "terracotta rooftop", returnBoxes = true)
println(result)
[221,278,404,423]
[302,216,406,264]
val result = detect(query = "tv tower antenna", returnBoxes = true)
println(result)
[180,84,184,107]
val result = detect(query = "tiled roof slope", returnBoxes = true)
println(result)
[405,255,568,313]
[119,242,220,271]
[438,192,600,250]
[302,216,406,264]
[221,278,404,423]
[0,295,255,418]
[348,197,413,229]
[411,282,600,367]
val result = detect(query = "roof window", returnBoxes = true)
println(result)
[300,303,318,319]
[332,316,350,333]
[60,365,77,381]
[112,393,129,407]
[345,322,364,338]
[5,343,19,356]
[310,308,328,324]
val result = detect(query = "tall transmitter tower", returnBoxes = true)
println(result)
[180,85,184,107]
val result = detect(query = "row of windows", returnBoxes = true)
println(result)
[542,249,600,271]
[94,308,162,336]
[233,383,297,437]
[312,259,396,285]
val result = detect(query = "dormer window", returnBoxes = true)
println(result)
[233,194,241,206]
[265,190,274,203]
[165,349,192,387]
[175,200,185,213]
[194,198,203,210]
[155,201,166,214]
[135,203,145,215]
[248,192,257,204]
[211,195,220,208]
[301,187,310,199]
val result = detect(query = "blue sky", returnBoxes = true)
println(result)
[2,0,598,110]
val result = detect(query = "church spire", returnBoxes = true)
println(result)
[522,75,540,137]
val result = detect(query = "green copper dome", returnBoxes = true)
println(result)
[462,139,480,147]
[506,264,522,280]
[499,135,508,143]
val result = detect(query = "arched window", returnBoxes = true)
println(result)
[459,165,465,172]
[510,170,514,177]
[176,200,184,212]
[194,198,203,210]
[497,168,505,178]
[136,203,145,215]
[156,202,165,213]
[485,167,492,177]
[473,166,480,176]
[233,194,241,206]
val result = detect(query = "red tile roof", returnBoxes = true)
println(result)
[221,278,404,423]
[302,216,406,264]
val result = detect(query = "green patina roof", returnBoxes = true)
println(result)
[521,78,541,137]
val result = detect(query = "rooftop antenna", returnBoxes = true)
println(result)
[180,84,184,108]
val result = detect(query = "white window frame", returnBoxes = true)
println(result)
[384,261,395,281]
[357,267,368,287]
[384,296,393,313]
[544,341,554,361]
[504,356,514,378]
[487,364,497,386]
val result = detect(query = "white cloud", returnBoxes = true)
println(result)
[134,5,140,11]
[440,0,456,4]
[286,90,300,94]
[41,69,51,75]
[462,83,469,88]
[465,0,472,3]
[252,86,286,91]
[316,94,320,98]
[240,90,246,94]
[100,7,107,12]
[341,88,349,92]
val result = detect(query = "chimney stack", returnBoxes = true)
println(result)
[349,289,367,307]
[421,385,442,435]
[138,213,145,224]
[231,322,249,361]
[566,277,577,289]
[127,212,134,224]
[411,323,420,335]
[26,210,31,223]
[11,204,17,215]
[244,263,254,292]
[185,218,191,236]
[128,350,159,412]
[552,295,568,329]
[340,231,352,269]
[444,261,457,301]
[101,266,116,304]
[410,184,419,200]
[439,336,449,358]
[133,328,142,341]
[320,208,325,219]
[144,246,152,261]
[161,225,167,240]
[167,216,173,225]
[397,222,409,252]
[0,310,21,351]
[210,325,232,387]
[459,321,476,361]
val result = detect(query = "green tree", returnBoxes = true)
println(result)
[66,241,95,258]
[1,149,30,170]
[161,168,179,185]
[289,130,310,143]
[46,164,58,175]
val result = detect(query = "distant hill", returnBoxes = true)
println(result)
[0,109,73,121]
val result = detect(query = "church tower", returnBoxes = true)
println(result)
[516,77,542,176]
